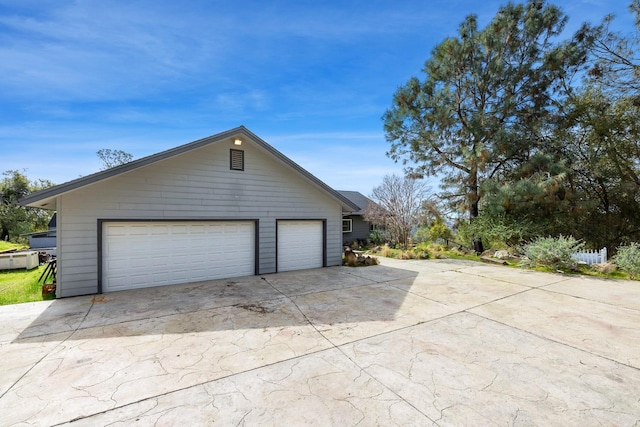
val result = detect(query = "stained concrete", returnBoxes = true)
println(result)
[0,258,639,426]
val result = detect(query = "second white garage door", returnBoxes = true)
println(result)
[277,220,323,272]
[102,221,255,292]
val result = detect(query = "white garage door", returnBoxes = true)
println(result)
[277,220,323,272]
[103,221,254,292]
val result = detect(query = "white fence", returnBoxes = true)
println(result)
[572,248,607,265]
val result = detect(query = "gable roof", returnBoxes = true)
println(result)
[20,126,360,212]
[337,190,374,216]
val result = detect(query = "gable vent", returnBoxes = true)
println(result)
[230,149,244,171]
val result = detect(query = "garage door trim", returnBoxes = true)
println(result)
[97,218,259,293]
[275,218,326,272]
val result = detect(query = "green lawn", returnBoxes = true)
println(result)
[1,241,53,305]
[0,265,53,305]
[0,241,28,252]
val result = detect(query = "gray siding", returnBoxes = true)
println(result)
[342,215,370,244]
[56,138,343,297]
[29,236,57,249]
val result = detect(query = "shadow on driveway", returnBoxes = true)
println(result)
[7,265,420,343]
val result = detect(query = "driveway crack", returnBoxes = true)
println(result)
[1,298,97,400]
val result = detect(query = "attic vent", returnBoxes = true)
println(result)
[230,149,244,171]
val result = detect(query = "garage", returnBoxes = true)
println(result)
[277,220,324,272]
[21,127,359,297]
[102,221,255,292]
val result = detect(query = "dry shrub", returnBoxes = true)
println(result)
[430,243,446,252]
[399,251,412,260]
[380,244,393,258]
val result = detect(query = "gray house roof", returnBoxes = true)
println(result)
[337,190,374,216]
[20,126,360,212]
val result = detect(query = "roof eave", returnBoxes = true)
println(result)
[19,126,360,212]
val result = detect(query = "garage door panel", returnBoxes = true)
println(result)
[277,220,323,272]
[103,221,255,292]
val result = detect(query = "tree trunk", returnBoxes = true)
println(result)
[469,168,480,220]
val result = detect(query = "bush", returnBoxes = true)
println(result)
[521,235,585,271]
[379,244,393,258]
[369,229,385,245]
[612,242,640,279]
[412,226,430,244]
[467,213,544,249]
[399,251,414,260]
[429,217,452,241]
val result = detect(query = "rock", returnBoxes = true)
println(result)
[363,256,379,266]
[344,250,357,266]
[592,262,617,274]
[344,250,379,267]
[42,284,56,297]
[481,256,507,265]
[494,250,511,260]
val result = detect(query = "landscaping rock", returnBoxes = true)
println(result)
[481,256,508,265]
[343,248,380,267]
[42,284,56,297]
[592,262,618,274]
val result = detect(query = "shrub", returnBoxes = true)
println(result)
[412,226,430,244]
[612,242,640,279]
[399,250,415,260]
[379,244,393,258]
[369,229,385,245]
[468,213,544,249]
[521,235,585,271]
[429,217,452,241]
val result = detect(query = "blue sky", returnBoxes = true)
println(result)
[0,0,635,196]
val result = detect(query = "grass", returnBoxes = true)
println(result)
[0,241,27,252]
[0,265,53,306]
[524,263,631,280]
[0,241,55,305]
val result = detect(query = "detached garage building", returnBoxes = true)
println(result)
[21,126,358,298]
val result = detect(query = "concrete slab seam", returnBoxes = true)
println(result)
[541,287,640,314]
[466,310,640,372]
[259,275,437,424]
[1,299,97,400]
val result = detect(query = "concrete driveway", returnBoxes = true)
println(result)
[1,258,639,426]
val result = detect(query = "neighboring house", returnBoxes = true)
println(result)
[21,126,358,298]
[22,213,57,250]
[337,190,376,244]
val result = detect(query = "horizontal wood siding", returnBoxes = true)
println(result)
[342,215,370,243]
[57,139,342,296]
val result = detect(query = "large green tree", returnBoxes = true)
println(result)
[383,0,594,221]
[587,0,640,97]
[0,170,54,242]
[559,86,640,248]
